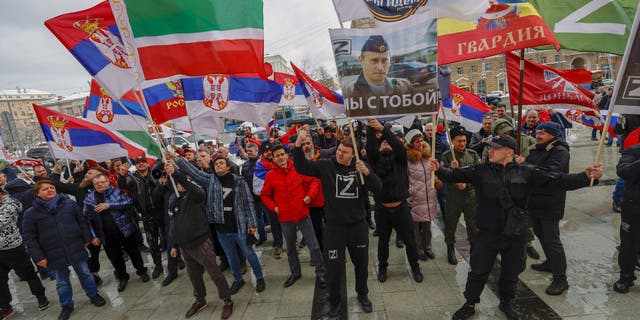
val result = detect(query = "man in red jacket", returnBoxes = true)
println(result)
[261,145,327,289]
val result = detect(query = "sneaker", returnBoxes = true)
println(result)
[229,279,245,295]
[545,277,569,295]
[412,268,424,283]
[531,261,552,273]
[177,259,186,270]
[139,272,151,282]
[357,295,373,313]
[256,278,266,293]
[162,273,178,287]
[92,273,103,286]
[418,252,429,261]
[395,239,404,248]
[526,245,540,260]
[1,307,15,319]
[221,300,233,319]
[37,295,50,310]
[185,300,207,318]
[613,276,636,294]
[498,301,520,320]
[90,293,106,307]
[273,247,282,259]
[377,267,387,283]
[57,306,74,320]
[152,265,163,279]
[452,304,475,320]
[424,248,435,259]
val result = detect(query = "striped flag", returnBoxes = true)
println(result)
[84,80,161,160]
[291,63,345,119]
[45,1,137,98]
[110,0,265,82]
[441,85,492,132]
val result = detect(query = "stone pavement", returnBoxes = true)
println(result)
[6,127,639,320]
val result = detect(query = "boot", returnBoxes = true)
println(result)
[452,304,475,320]
[498,300,520,320]
[613,274,636,294]
[545,276,569,295]
[447,245,458,265]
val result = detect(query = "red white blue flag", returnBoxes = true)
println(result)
[45,1,138,99]
[291,63,345,119]
[441,85,492,132]
[33,104,144,162]
[273,72,308,106]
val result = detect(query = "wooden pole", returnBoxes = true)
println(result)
[439,104,456,162]
[347,119,365,184]
[431,115,437,188]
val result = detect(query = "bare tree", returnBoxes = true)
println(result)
[299,59,339,91]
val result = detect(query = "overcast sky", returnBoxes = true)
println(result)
[0,0,342,96]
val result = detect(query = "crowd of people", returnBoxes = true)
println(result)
[3,102,640,320]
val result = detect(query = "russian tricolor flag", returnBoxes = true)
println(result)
[45,1,138,99]
[33,104,144,162]
[441,85,492,132]
[291,63,345,118]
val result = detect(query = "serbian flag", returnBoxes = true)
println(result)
[33,104,144,162]
[84,80,161,160]
[109,0,265,82]
[266,115,277,133]
[142,80,188,124]
[291,63,345,119]
[182,75,281,127]
[441,85,492,132]
[564,110,618,138]
[45,1,137,99]
[506,52,600,115]
[438,2,560,65]
[273,72,308,106]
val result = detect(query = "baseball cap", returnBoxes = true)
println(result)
[486,135,517,150]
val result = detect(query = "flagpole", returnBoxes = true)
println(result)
[346,120,365,184]
[430,115,437,188]
[65,158,72,181]
[438,103,457,163]
[503,53,515,118]
[515,49,525,155]
[14,165,34,184]
[111,96,158,143]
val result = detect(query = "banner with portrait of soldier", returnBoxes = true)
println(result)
[329,10,438,118]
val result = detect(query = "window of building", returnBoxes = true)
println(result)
[498,79,506,93]
[555,54,560,62]
[471,65,478,73]
[484,63,492,71]
[477,79,487,95]
[540,56,547,64]
[456,67,464,75]
[499,61,505,70]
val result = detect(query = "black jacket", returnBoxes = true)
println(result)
[168,172,209,248]
[293,146,382,225]
[366,126,409,203]
[22,196,92,269]
[437,162,591,233]
[525,140,570,219]
[469,128,491,154]
[617,145,640,214]
[118,170,162,218]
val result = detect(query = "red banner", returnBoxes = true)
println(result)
[506,52,599,113]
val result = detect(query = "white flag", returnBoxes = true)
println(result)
[332,0,490,23]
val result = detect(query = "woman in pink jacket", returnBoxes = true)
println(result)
[405,129,441,260]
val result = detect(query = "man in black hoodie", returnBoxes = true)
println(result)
[165,162,234,320]
[522,122,571,296]
[365,119,423,283]
[293,130,382,317]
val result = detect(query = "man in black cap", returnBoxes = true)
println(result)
[428,134,604,320]
[342,35,412,110]
[441,126,480,265]
[521,121,572,295]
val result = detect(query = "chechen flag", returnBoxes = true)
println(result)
[84,80,161,160]
[291,63,345,119]
[182,75,281,127]
[505,52,600,115]
[45,1,137,99]
[110,0,265,82]
[33,104,144,162]
[438,2,559,65]
[441,85,492,132]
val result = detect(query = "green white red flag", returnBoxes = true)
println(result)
[109,0,265,82]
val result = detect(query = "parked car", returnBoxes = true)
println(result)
[26,146,52,160]
[388,62,437,84]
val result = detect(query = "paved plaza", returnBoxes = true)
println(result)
[6,127,639,320]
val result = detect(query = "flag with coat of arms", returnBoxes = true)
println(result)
[291,63,345,119]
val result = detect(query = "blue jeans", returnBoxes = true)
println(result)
[53,260,98,308]
[258,201,282,248]
[254,200,268,242]
[612,179,625,201]
[217,232,264,282]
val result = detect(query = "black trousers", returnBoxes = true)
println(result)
[324,220,369,306]
[141,213,164,267]
[375,202,419,270]
[309,207,325,252]
[0,245,46,309]
[87,243,101,274]
[618,204,640,278]
[531,216,567,278]
[464,229,527,304]
[103,228,147,280]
